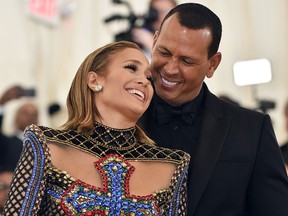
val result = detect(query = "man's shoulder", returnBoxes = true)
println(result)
[280,141,288,152]
[215,94,265,118]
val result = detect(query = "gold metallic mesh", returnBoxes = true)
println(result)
[39,124,186,164]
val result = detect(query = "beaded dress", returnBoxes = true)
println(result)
[3,122,190,216]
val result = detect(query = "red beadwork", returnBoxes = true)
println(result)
[59,153,160,215]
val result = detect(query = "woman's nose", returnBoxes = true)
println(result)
[136,79,148,86]
[136,75,149,86]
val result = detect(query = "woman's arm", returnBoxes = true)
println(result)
[168,152,190,216]
[2,125,50,216]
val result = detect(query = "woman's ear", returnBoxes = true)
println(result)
[87,71,97,87]
[87,72,103,92]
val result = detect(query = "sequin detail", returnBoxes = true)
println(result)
[20,130,46,216]
[92,122,137,150]
[56,154,159,215]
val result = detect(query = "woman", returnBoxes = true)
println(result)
[2,41,190,215]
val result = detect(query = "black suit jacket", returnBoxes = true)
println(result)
[0,113,23,171]
[280,141,288,165]
[140,83,288,216]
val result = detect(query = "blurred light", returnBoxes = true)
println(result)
[60,2,77,19]
[27,0,59,25]
[233,58,272,86]
[26,0,77,26]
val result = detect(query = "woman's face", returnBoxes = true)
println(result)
[92,48,153,125]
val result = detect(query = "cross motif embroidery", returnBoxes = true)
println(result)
[59,154,160,215]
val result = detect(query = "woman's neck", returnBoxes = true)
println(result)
[95,116,137,129]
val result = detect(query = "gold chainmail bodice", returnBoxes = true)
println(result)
[2,123,190,216]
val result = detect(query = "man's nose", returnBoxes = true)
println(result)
[163,58,179,75]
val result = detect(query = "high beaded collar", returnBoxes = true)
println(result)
[91,121,137,150]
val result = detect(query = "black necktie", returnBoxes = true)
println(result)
[155,101,195,125]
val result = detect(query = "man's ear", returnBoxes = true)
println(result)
[206,52,222,78]
[152,31,159,48]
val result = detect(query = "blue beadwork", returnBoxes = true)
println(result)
[49,154,159,215]
[20,131,46,216]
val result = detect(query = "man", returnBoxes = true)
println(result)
[280,99,288,174]
[131,0,177,56]
[0,86,38,171]
[140,3,288,215]
[0,85,24,170]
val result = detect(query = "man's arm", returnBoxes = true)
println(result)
[248,115,288,216]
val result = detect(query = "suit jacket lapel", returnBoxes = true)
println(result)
[188,85,230,215]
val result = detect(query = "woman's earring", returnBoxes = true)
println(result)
[92,84,103,92]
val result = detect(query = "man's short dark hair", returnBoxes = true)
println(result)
[159,3,222,58]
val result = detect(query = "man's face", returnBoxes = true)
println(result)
[151,14,221,106]
[15,103,38,131]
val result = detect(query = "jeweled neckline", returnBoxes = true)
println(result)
[91,121,137,150]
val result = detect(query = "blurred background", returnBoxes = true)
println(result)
[1,0,288,145]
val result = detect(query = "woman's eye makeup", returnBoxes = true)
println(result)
[124,63,138,71]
